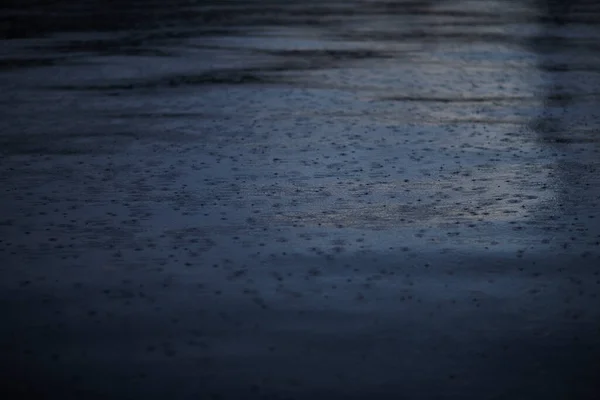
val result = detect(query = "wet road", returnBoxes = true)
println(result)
[1,0,600,399]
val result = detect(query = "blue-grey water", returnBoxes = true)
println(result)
[1,1,600,399]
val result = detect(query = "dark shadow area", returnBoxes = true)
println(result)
[530,0,600,143]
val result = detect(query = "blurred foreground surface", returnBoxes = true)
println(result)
[1,0,600,399]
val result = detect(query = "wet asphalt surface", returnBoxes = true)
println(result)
[1,0,600,399]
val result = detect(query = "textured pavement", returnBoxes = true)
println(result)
[1,1,600,399]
